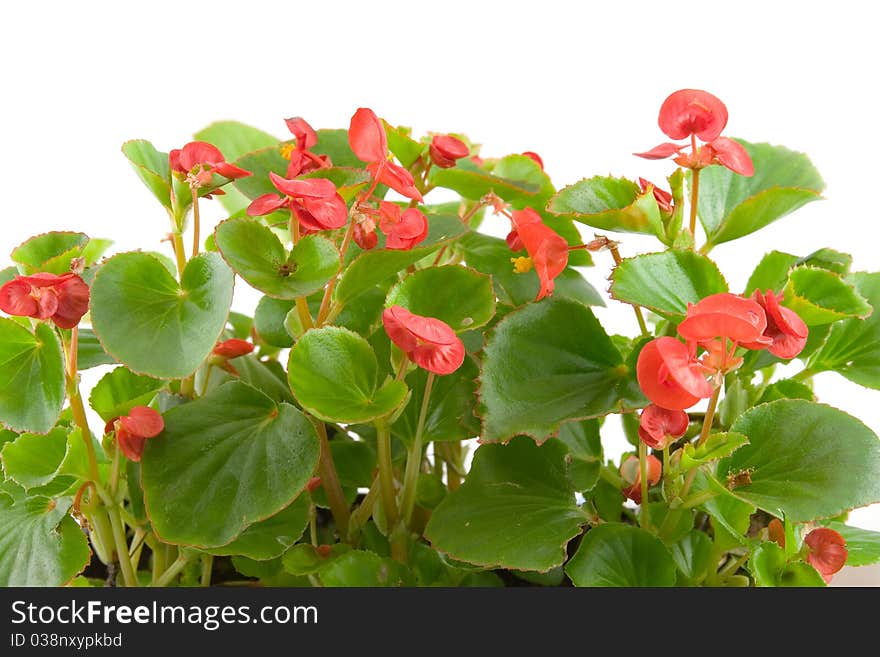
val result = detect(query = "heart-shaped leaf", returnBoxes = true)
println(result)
[204,494,310,560]
[425,437,588,572]
[1,428,68,490]
[90,251,234,379]
[809,273,880,389]
[782,267,872,325]
[215,217,340,299]
[697,140,825,247]
[288,327,408,424]
[0,495,90,586]
[720,399,880,522]
[0,319,65,434]
[478,298,644,443]
[141,381,320,547]
[548,176,662,236]
[88,367,164,423]
[565,523,676,587]
[386,265,495,332]
[11,232,90,275]
[611,250,728,317]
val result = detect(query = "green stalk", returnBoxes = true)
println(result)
[399,372,435,530]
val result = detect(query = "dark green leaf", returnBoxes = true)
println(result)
[88,367,164,423]
[548,176,662,236]
[204,495,310,560]
[1,428,68,490]
[556,419,602,492]
[254,296,295,347]
[671,531,714,584]
[565,523,676,587]
[76,328,116,369]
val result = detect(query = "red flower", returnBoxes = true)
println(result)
[521,151,544,169]
[352,216,378,250]
[509,208,568,301]
[638,177,674,213]
[106,406,164,463]
[429,135,469,168]
[170,141,251,190]
[742,290,808,359]
[247,172,348,231]
[638,404,689,449]
[281,117,331,178]
[213,338,254,359]
[505,230,524,252]
[677,293,769,346]
[382,306,465,375]
[378,202,428,250]
[620,454,662,504]
[0,272,89,329]
[804,527,848,583]
[636,337,713,411]
[635,89,754,177]
[349,108,423,202]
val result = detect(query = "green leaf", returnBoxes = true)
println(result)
[0,267,16,286]
[254,296,295,347]
[680,432,749,470]
[392,357,479,445]
[11,232,90,275]
[90,252,234,379]
[757,378,816,404]
[556,419,603,492]
[313,128,363,169]
[810,272,880,388]
[0,495,90,586]
[318,550,409,587]
[204,494,310,560]
[457,232,603,308]
[76,328,116,369]
[478,298,643,443]
[720,400,880,522]
[282,543,352,576]
[288,327,408,424]
[88,367,164,423]
[548,176,662,237]
[230,146,289,200]
[333,214,466,306]
[121,139,173,210]
[386,265,495,332]
[565,523,676,587]
[825,522,880,567]
[141,381,320,547]
[611,250,728,317]
[671,531,714,584]
[429,155,544,205]
[744,250,799,295]
[425,437,587,572]
[697,140,825,247]
[215,218,340,299]
[1,428,68,489]
[750,541,826,587]
[691,471,754,549]
[783,267,872,325]
[384,122,424,169]
[0,319,65,434]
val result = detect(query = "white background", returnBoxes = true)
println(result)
[1,0,878,539]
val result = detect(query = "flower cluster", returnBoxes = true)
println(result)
[636,291,808,446]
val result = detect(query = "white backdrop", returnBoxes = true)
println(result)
[1,1,878,530]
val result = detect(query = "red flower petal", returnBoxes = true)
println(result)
[620,454,662,503]
[384,208,428,250]
[633,143,681,160]
[18,272,75,287]
[805,527,848,583]
[353,221,378,250]
[119,406,164,439]
[410,340,466,376]
[213,161,252,180]
[50,274,90,329]
[385,305,458,345]
[213,338,254,359]
[429,135,468,168]
[505,230,524,252]
[284,117,318,149]
[637,337,711,410]
[743,290,808,359]
[658,89,728,142]
[638,178,674,213]
[677,293,768,344]
[117,428,147,462]
[764,290,808,339]
[298,194,348,230]
[708,137,754,176]
[638,404,689,449]
[269,172,337,198]
[0,278,41,318]
[178,141,225,170]
[511,208,568,301]
[382,306,419,353]
[247,194,288,216]
[169,149,184,174]
[349,108,387,163]
[382,306,463,375]
[370,161,424,202]
[521,151,544,169]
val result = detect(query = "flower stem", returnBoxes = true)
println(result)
[200,554,213,587]
[316,218,356,326]
[608,242,649,337]
[152,553,190,587]
[679,383,723,499]
[399,373,435,530]
[375,420,399,531]
[313,421,350,539]
[638,441,651,530]
[348,475,381,542]
[288,214,315,331]
[107,506,138,587]
[791,368,816,382]
[190,187,201,258]
[63,327,100,483]
[688,168,700,240]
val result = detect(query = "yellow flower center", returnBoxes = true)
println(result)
[511,256,533,274]
[279,143,296,160]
